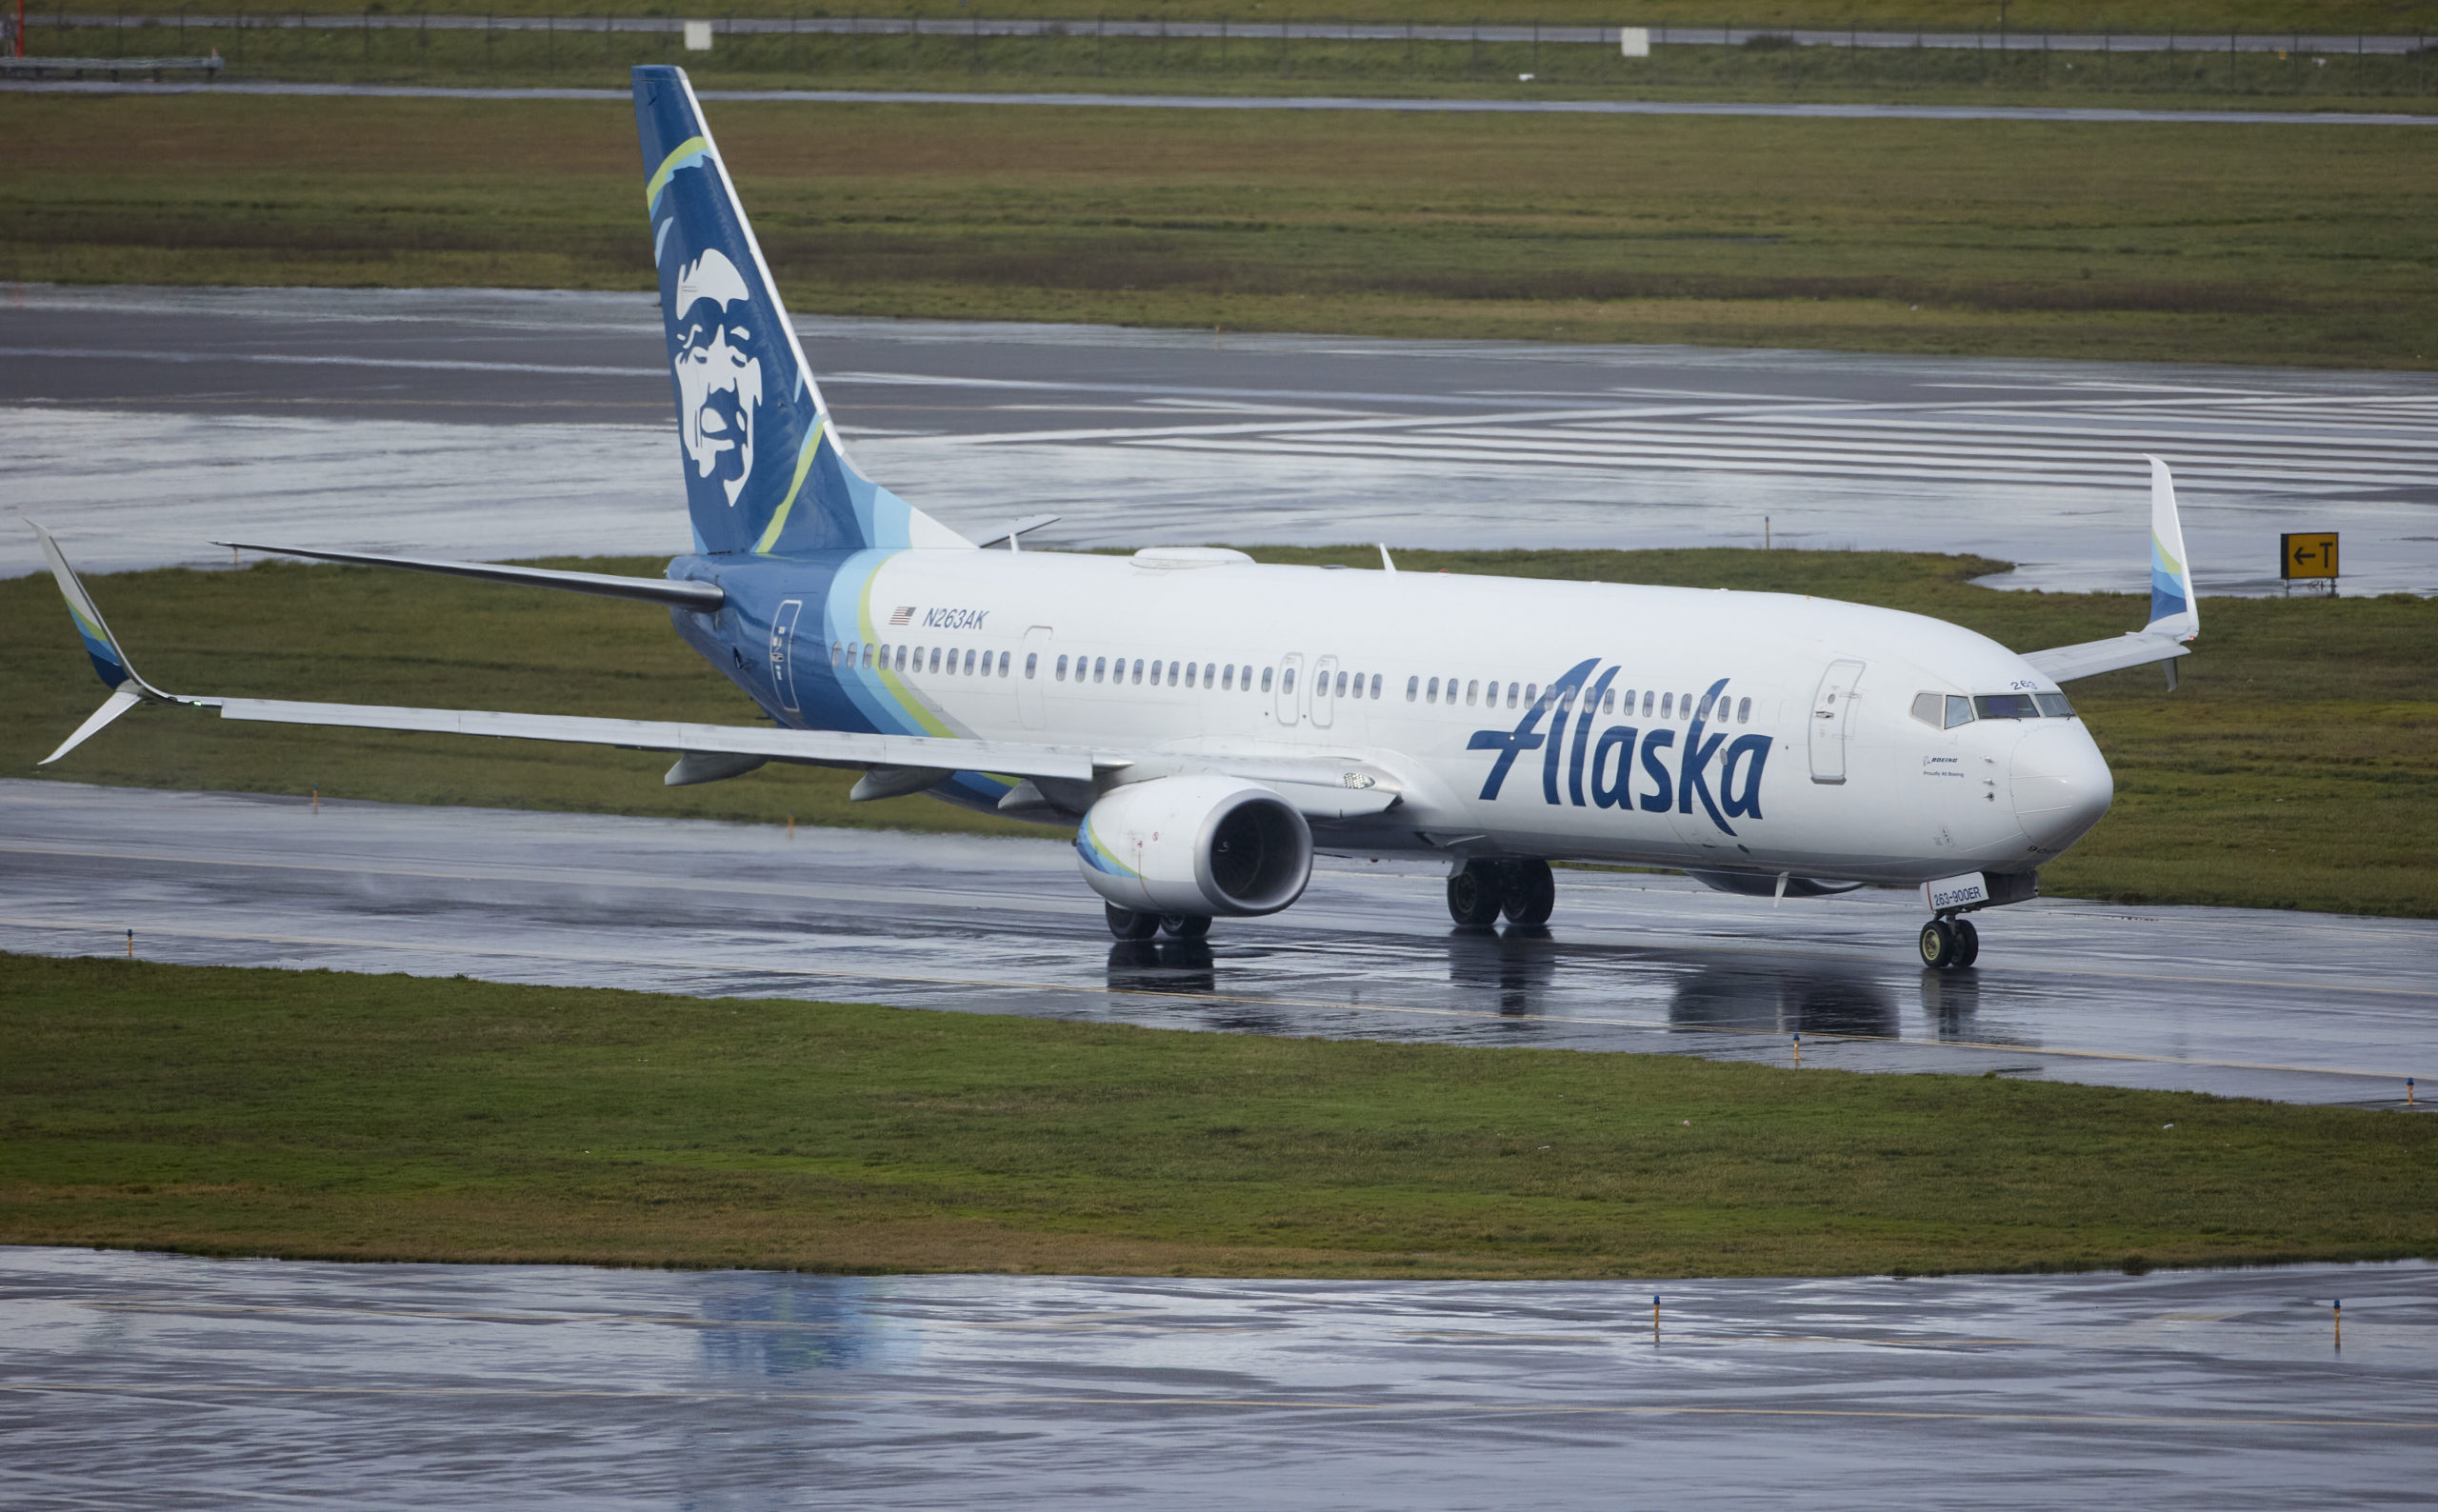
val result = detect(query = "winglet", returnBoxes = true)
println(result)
[2143,456,2199,642]
[29,522,172,765]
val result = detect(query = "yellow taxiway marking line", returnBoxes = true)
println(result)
[3,1383,2431,1429]
[3,912,2418,1085]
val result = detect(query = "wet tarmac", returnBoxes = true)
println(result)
[4,1245,2432,1509]
[5,780,2430,1108]
[6,285,2434,595]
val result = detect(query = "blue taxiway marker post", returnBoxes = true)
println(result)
[1652,1295,1661,1332]
[125,927,133,958]
[2334,1298,2342,1348]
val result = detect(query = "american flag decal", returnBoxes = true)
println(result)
[889,606,915,627]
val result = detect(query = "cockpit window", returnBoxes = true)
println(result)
[1912,692,1978,729]
[1974,693,2041,721]
[2034,691,2076,718]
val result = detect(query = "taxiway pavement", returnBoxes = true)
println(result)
[4,781,2428,1107]
[5,285,2434,594]
[4,1246,2431,1509]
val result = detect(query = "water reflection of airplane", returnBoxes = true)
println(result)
[1669,959,1899,1040]
[691,1270,894,1378]
[1446,927,1561,1018]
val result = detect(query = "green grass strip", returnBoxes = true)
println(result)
[1,953,2430,1277]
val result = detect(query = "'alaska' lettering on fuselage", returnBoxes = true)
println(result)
[1469,666,1771,836]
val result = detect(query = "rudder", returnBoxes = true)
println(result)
[633,67,967,557]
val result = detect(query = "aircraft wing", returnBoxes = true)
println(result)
[30,521,1403,818]
[209,696,1107,781]
[2019,633,2191,684]
[2020,457,2201,686]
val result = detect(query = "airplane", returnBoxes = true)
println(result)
[30,65,2200,973]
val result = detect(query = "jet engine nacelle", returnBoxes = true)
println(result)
[1074,775,1311,918]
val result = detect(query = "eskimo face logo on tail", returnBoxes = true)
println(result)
[670,249,763,507]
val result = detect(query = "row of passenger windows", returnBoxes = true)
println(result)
[1410,677,1753,725]
[1057,655,1272,690]
[1909,690,2077,728]
[822,638,1753,724]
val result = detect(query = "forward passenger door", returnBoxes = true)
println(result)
[1809,659,1866,784]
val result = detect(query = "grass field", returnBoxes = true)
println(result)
[3,953,2431,1277]
[10,547,2435,917]
[25,16,2438,106]
[4,94,2433,368]
[22,0,2434,31]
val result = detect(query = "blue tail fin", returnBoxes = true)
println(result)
[633,67,968,557]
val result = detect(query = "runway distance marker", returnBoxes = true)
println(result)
[4,914,2425,1086]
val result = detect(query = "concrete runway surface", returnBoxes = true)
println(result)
[3,1246,2432,1510]
[5,285,2434,595]
[5,781,2429,1108]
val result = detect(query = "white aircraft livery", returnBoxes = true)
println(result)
[32,67,2202,971]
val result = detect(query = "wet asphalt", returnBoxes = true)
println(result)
[3,1246,2431,1509]
[5,781,2429,1107]
[4,285,2434,594]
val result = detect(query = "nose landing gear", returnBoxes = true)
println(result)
[1447,859,1555,928]
[1919,916,1980,970]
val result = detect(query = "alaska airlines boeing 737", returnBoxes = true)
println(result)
[33,66,2201,970]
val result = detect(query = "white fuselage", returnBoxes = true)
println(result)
[816,547,2113,885]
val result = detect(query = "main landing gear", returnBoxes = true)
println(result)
[1105,903,1211,941]
[1446,859,1555,929]
[1918,916,1980,970]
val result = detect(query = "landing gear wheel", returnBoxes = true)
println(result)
[1447,861,1507,928]
[1106,903,1159,941]
[1501,860,1556,926]
[1950,918,1980,968]
[1161,914,1211,940]
[1918,918,1957,969]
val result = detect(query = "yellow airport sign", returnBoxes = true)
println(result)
[2281,531,2339,581]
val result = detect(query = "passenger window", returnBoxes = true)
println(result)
[1661,692,1673,718]
[926,647,939,673]
[1736,696,1750,724]
[1426,676,1439,704]
[1334,670,1349,698]
[1261,666,1274,692]
[1093,656,1107,683]
[1946,695,1974,728]
[999,651,1011,677]
[1026,652,1039,680]
[1132,658,1145,684]
[1055,654,1069,681]
[2034,691,2075,718]
[1407,675,1419,702]
[1222,665,1235,690]
[1280,667,1294,694]
[1185,663,1197,687]
[1372,674,1384,700]
[829,641,844,667]
[1205,663,1217,687]
[966,649,979,675]
[1466,680,1478,706]
[1525,684,1538,706]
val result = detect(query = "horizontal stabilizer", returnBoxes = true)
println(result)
[40,685,146,766]
[222,542,726,611]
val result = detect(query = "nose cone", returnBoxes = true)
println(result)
[2010,724,2113,851]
